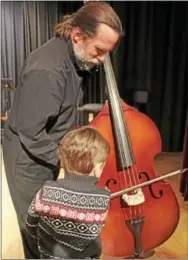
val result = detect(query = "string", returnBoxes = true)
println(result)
[104,54,144,219]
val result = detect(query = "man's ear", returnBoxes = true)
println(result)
[71,27,85,43]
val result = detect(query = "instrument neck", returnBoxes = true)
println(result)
[104,54,135,169]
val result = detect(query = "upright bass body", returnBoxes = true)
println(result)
[90,101,180,258]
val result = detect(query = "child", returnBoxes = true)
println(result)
[25,126,111,259]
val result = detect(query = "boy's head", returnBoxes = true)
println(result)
[58,126,110,178]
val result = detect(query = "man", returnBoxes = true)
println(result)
[3,2,123,259]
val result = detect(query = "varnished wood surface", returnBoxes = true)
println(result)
[1,150,187,259]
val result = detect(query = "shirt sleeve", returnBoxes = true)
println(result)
[17,70,65,169]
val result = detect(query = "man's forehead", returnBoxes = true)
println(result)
[96,23,117,36]
[94,24,119,50]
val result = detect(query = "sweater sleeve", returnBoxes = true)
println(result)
[26,189,42,238]
[17,70,65,169]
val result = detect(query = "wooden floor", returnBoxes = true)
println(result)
[147,152,187,259]
[1,150,187,259]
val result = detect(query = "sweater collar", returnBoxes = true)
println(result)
[64,171,99,185]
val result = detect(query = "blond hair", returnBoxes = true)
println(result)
[55,2,123,40]
[58,126,110,175]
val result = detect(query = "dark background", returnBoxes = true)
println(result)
[1,1,188,152]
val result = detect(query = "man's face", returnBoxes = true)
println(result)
[71,24,119,70]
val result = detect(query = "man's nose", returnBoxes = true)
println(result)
[97,54,106,63]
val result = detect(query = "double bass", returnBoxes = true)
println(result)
[89,54,180,258]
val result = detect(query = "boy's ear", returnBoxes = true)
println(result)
[93,161,106,178]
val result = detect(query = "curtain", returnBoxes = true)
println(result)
[23,1,59,57]
[1,1,188,152]
[180,108,188,201]
[1,1,59,119]
[1,1,59,85]
[1,1,25,85]
[109,1,188,152]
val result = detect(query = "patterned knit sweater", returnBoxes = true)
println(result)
[26,172,110,259]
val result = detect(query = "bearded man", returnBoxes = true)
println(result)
[3,2,123,259]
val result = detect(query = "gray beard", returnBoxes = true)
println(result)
[74,48,96,71]
[76,59,96,71]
